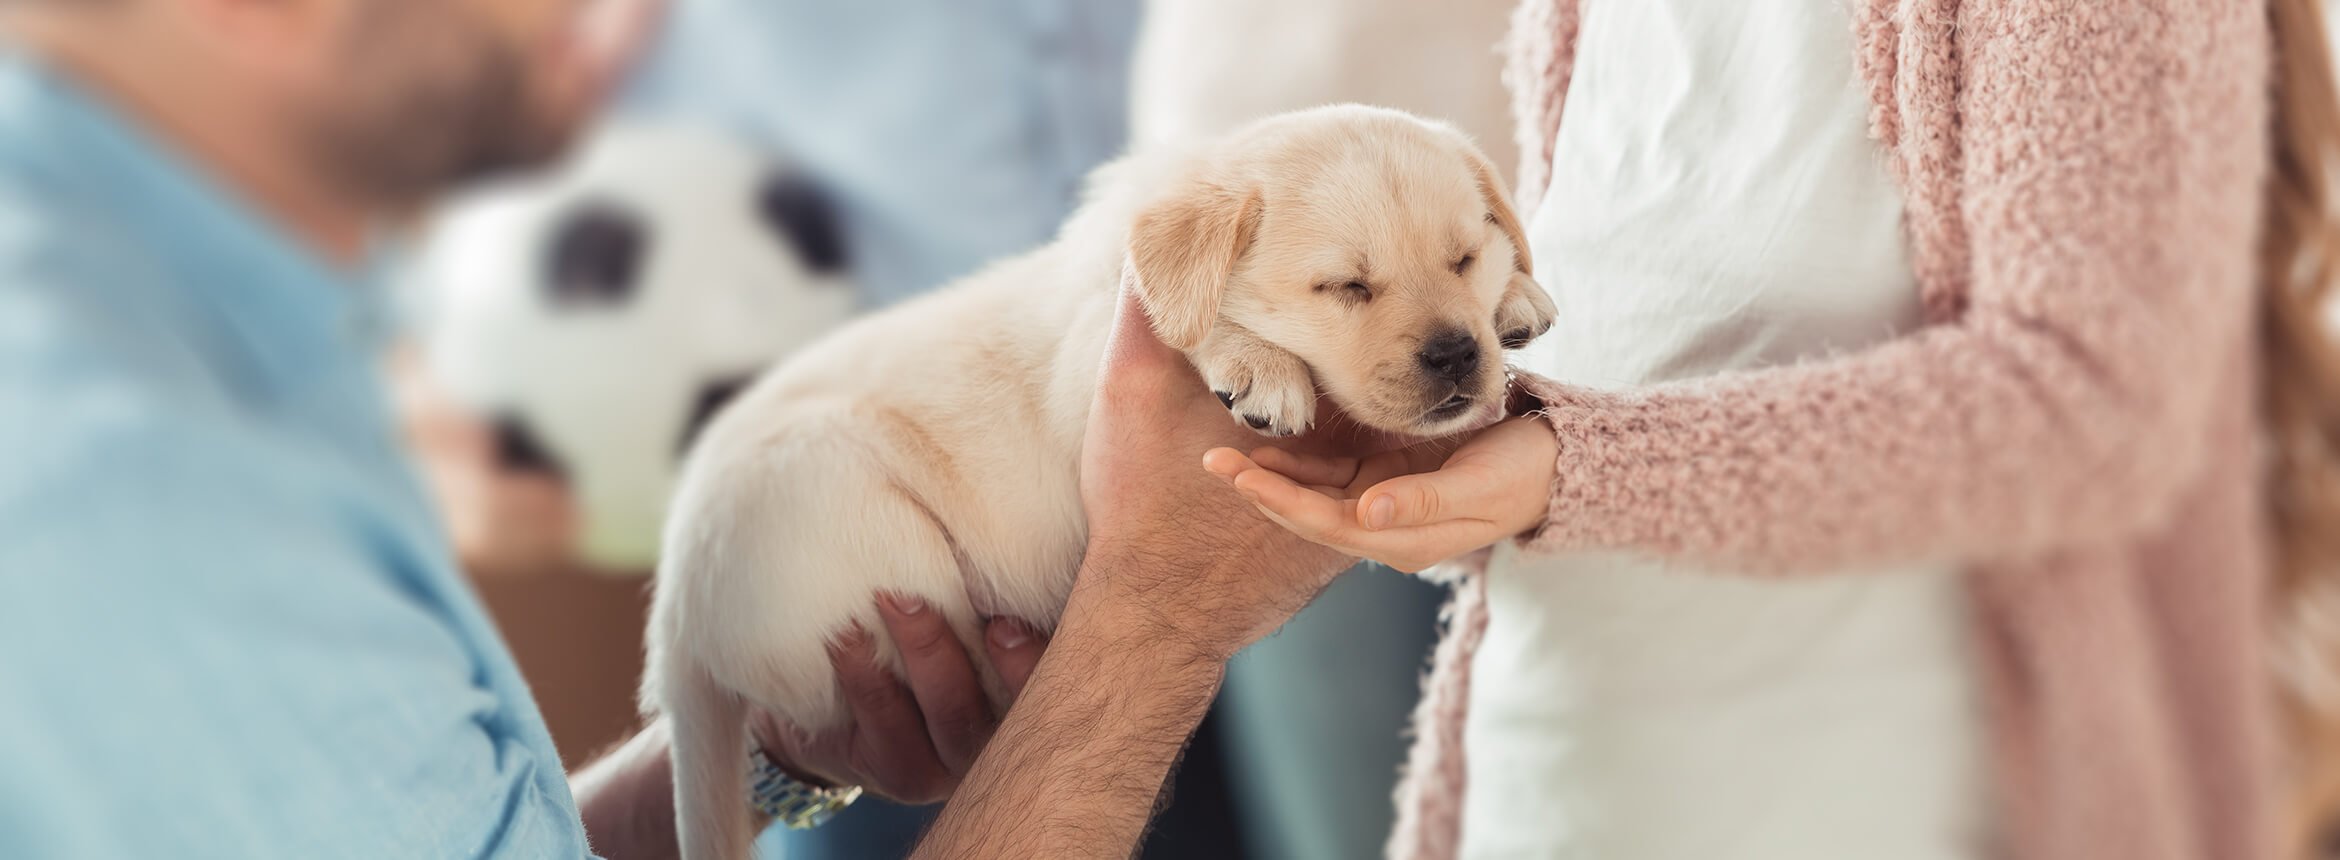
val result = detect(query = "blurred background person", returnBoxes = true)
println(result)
[0,0,699,855]
[1129,0,1517,174]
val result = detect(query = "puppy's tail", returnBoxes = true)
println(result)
[669,664,753,860]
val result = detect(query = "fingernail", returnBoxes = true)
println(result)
[827,624,873,657]
[886,593,927,615]
[989,619,1031,650]
[1367,496,1396,529]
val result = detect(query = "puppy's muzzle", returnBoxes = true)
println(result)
[1416,329,1481,383]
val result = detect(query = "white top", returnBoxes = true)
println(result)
[1459,2,1988,858]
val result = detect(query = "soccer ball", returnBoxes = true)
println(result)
[403,121,856,571]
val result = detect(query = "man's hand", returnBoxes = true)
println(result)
[748,595,1051,805]
[1204,414,1560,572]
[1074,288,1378,663]
[573,597,1049,859]
[905,287,1400,860]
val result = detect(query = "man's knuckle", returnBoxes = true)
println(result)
[930,705,988,745]
[841,672,900,713]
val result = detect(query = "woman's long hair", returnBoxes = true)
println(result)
[2263,0,2340,854]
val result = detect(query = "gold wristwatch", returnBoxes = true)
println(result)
[747,745,862,829]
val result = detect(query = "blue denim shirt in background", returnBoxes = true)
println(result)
[617,0,1141,308]
[0,53,591,859]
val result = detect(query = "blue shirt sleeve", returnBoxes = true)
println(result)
[0,291,589,859]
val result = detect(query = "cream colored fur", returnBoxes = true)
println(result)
[642,106,1555,860]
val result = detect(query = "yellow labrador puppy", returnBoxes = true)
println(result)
[644,104,1554,860]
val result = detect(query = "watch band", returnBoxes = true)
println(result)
[747,745,862,829]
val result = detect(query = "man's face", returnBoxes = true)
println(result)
[293,0,640,212]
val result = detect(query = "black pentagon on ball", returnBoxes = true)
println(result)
[492,412,570,484]
[544,199,650,307]
[756,173,849,275]
[675,372,760,459]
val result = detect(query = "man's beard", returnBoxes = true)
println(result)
[298,0,575,214]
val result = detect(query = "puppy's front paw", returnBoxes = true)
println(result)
[1198,343,1316,438]
[1495,274,1558,349]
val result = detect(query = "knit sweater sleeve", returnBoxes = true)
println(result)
[1513,0,2270,571]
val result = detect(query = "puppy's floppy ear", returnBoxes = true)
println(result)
[1128,177,1261,351]
[1468,151,1533,278]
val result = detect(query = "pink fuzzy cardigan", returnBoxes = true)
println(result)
[1388,1,2281,859]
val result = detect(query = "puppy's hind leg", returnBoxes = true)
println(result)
[651,406,993,860]
[1192,323,1317,437]
[664,663,752,860]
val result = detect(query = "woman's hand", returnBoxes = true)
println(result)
[1204,415,1560,573]
[748,596,1052,805]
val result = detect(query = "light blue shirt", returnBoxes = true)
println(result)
[619,0,1140,307]
[0,54,591,859]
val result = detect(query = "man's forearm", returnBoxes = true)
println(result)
[913,567,1227,859]
[573,721,683,860]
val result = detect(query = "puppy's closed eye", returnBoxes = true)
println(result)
[1315,279,1374,303]
[1452,253,1476,275]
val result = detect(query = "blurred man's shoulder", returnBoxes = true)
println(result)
[0,223,273,514]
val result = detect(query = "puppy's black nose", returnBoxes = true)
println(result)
[1416,331,1480,382]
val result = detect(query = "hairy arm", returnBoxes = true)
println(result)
[909,284,1371,857]
[570,587,1222,860]
[911,570,1224,860]
[574,722,684,860]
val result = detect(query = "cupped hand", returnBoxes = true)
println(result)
[1204,414,1559,573]
[747,595,1050,805]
